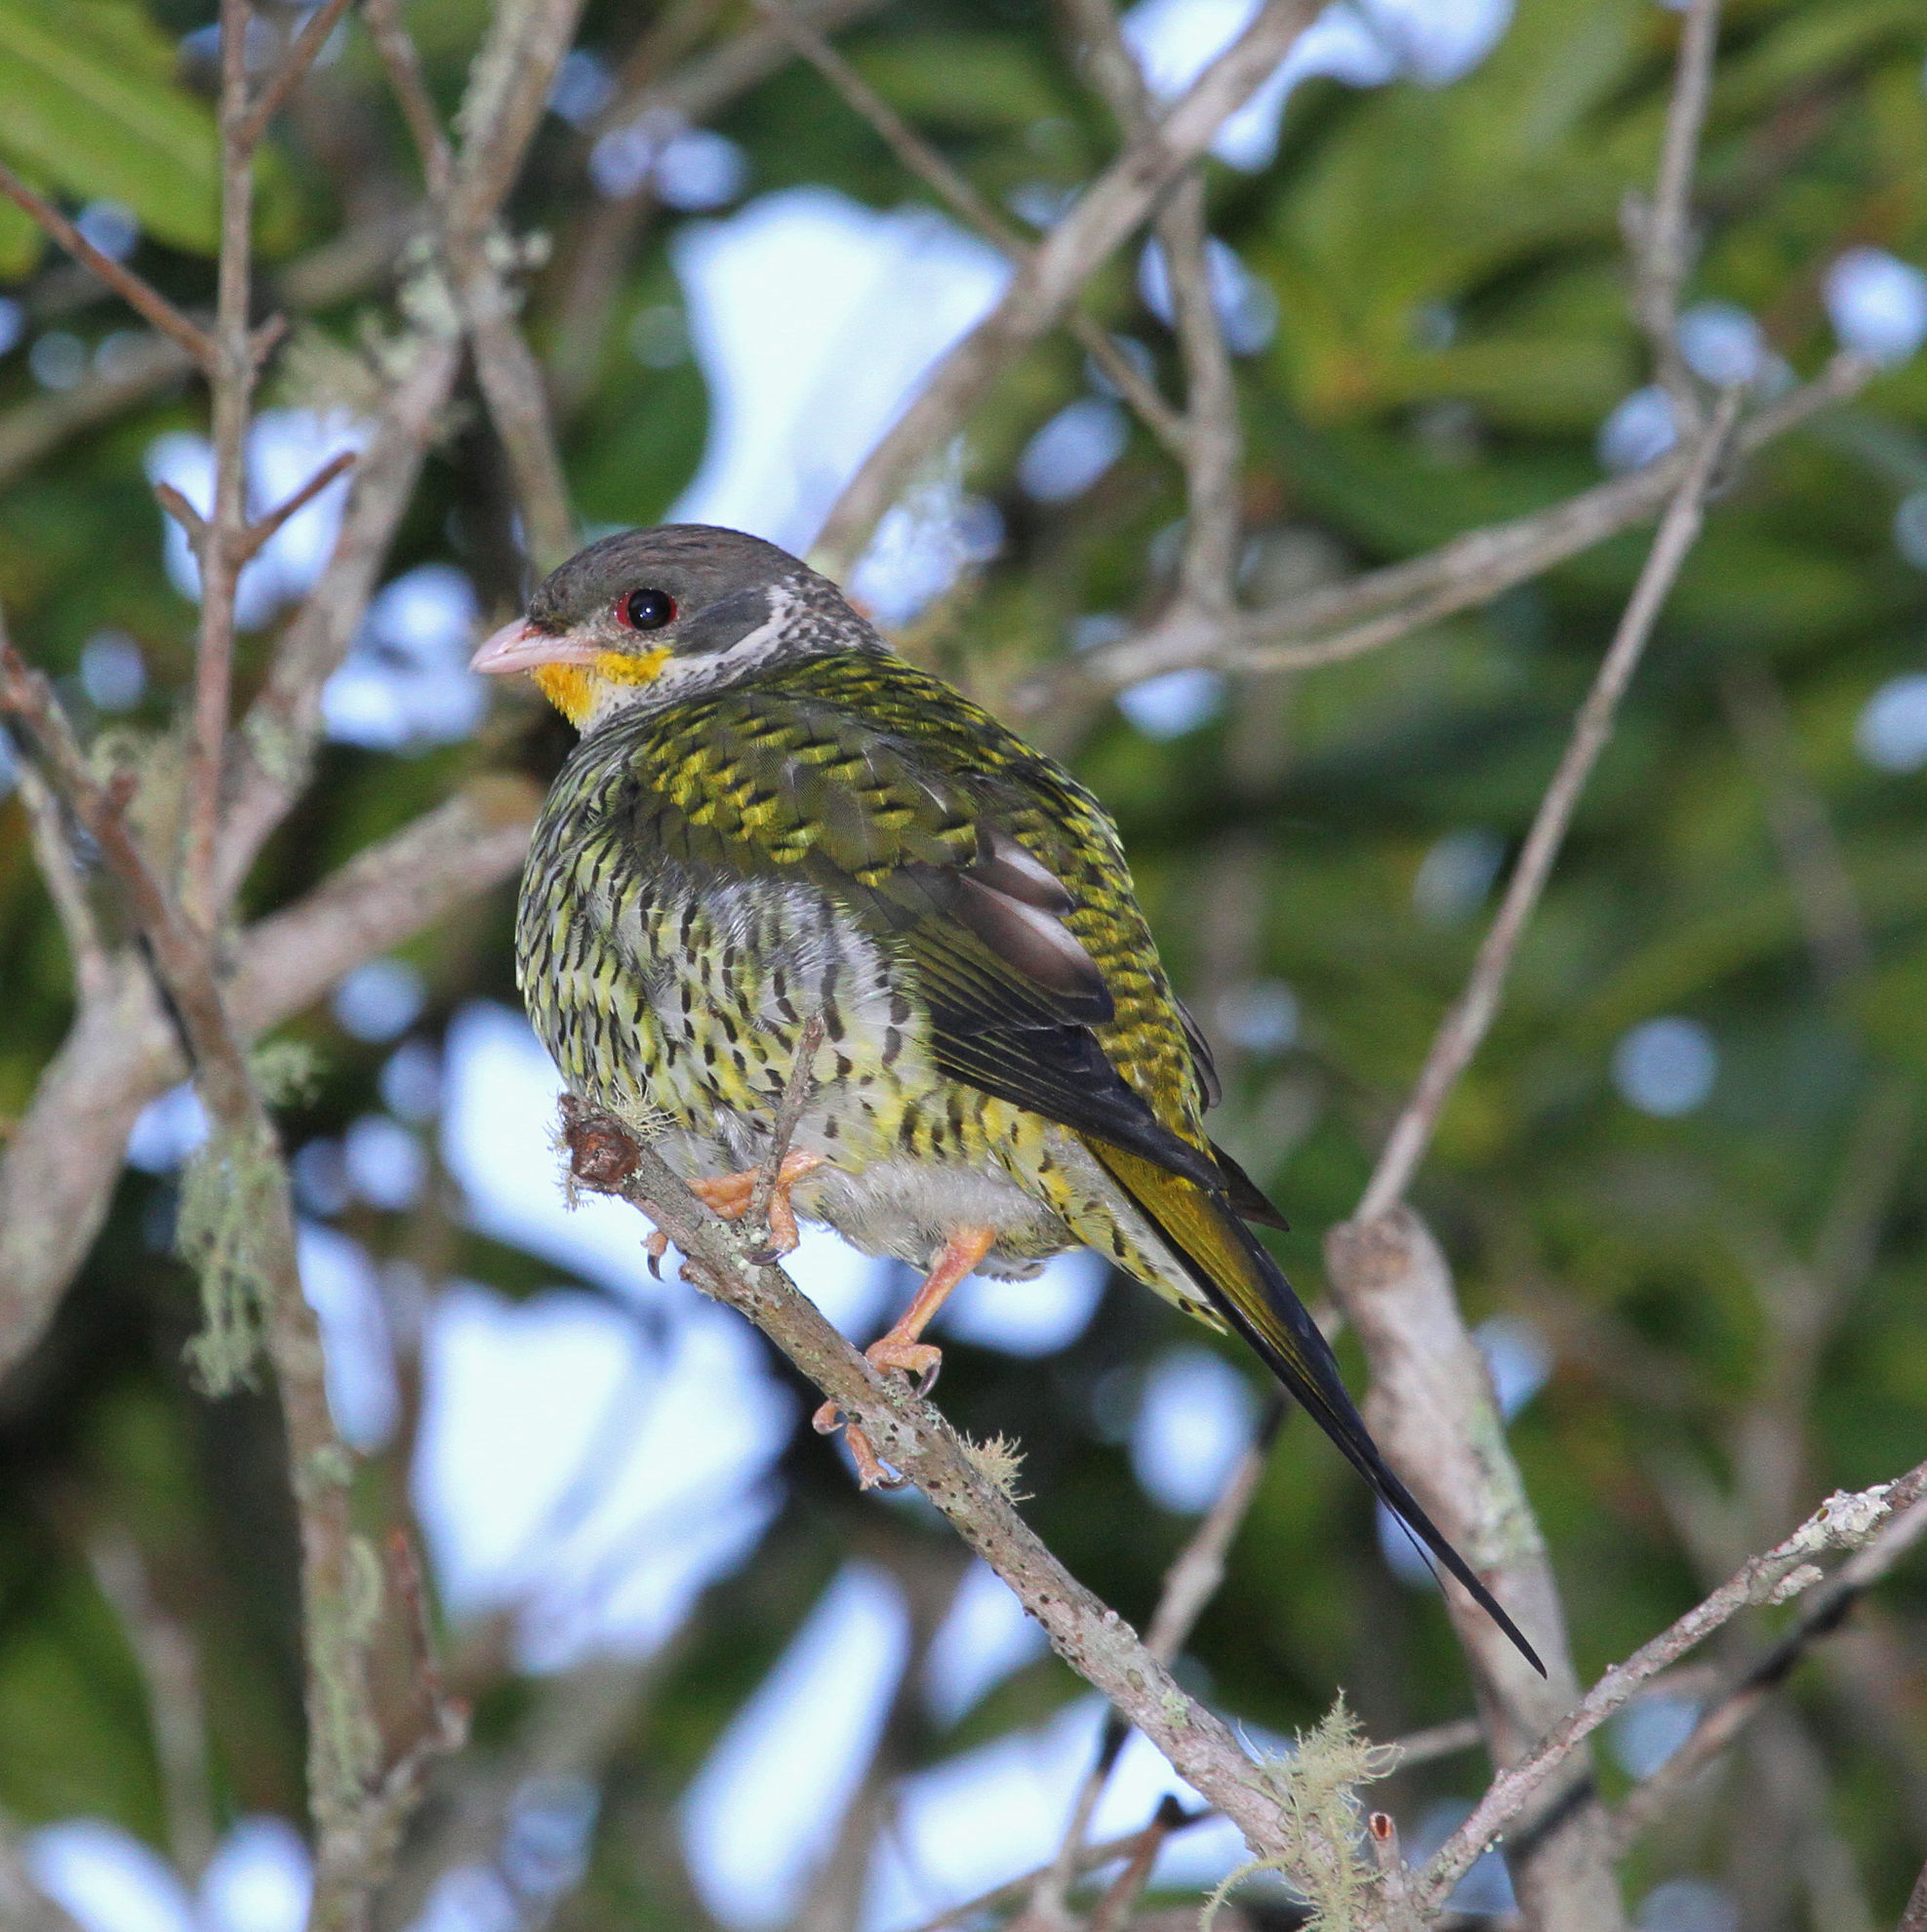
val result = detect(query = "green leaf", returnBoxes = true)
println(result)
[0,184,40,277]
[0,0,221,253]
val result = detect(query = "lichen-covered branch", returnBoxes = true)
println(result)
[558,1102,1299,1858]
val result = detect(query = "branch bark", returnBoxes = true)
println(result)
[559,1105,1300,1859]
[809,0,1319,578]
[0,780,537,1385]
[1035,351,1867,706]
[1325,1211,1622,1930]
[1414,1467,1927,1911]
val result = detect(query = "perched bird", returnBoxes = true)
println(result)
[475,523,1541,1672]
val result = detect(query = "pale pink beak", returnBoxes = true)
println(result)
[469,616,599,676]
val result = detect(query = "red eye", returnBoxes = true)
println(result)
[619,587,676,630]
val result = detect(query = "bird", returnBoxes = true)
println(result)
[474,522,1542,1674]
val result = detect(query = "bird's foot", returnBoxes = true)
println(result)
[644,1227,669,1277]
[686,1149,825,1260]
[812,1228,999,1490]
[864,1332,944,1395]
[811,1402,904,1490]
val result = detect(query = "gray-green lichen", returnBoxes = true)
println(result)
[1203,1697,1400,1932]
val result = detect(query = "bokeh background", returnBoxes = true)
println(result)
[2,0,1927,1926]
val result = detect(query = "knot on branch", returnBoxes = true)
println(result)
[558,1094,641,1194]
[1322,1204,1434,1301]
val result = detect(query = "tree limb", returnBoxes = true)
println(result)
[809,0,1320,578]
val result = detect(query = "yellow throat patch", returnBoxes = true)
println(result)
[533,647,670,727]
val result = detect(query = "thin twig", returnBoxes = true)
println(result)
[1630,0,1722,423]
[1087,1796,1187,1932]
[1145,1393,1287,1662]
[1415,1464,1927,1909]
[1041,350,1869,704]
[1024,1395,1287,1924]
[237,449,359,564]
[181,0,263,933]
[748,1009,825,1235]
[1159,171,1244,616]
[755,0,1189,460]
[0,161,215,371]
[1357,386,1744,1223]
[236,0,357,148]
[12,754,111,1004]
[363,0,456,198]
[1052,0,1239,613]
[1611,1490,1927,1850]
[556,1101,1296,1859]
[811,0,1320,578]
[153,480,210,554]
[87,1532,217,1877]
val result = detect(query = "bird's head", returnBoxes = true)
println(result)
[471,524,860,731]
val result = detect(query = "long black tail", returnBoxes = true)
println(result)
[1089,1140,1546,1677]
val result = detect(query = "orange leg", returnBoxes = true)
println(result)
[686,1149,825,1258]
[816,1226,997,1489]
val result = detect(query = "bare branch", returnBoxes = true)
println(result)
[755,0,1190,460]
[154,479,211,553]
[237,449,359,565]
[88,1531,216,1877]
[557,1101,1298,1859]
[362,0,456,199]
[1051,0,1239,594]
[368,0,577,571]
[1144,1393,1286,1661]
[1325,1209,1624,1928]
[457,279,577,571]
[1159,173,1244,615]
[236,0,357,150]
[12,754,111,1005]
[589,0,886,141]
[1024,1395,1286,1924]
[1086,1796,1187,1932]
[1040,350,1869,704]
[180,0,266,931]
[0,207,427,496]
[810,0,1320,578]
[220,333,466,894]
[0,779,536,1390]
[1612,1476,1927,1850]
[0,161,215,371]
[1415,1467,1927,1910]
[1629,0,1722,422]
[445,0,588,245]
[1358,388,1743,1223]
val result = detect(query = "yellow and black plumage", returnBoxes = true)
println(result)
[475,523,1541,1673]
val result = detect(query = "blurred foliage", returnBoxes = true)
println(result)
[1,0,1926,1924]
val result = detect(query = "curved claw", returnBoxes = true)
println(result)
[812,1399,905,1489]
[866,1336,943,1393]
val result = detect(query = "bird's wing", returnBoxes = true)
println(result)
[622,664,1230,1189]
[620,662,1539,1673]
